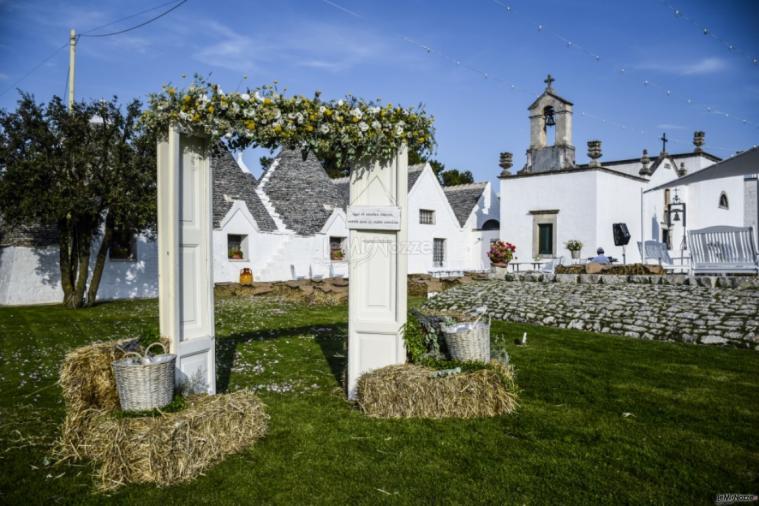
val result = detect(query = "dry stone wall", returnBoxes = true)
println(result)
[424,279,759,349]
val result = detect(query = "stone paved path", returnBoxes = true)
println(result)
[423,280,759,348]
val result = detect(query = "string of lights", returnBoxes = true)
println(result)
[489,0,758,130]
[320,0,741,156]
[657,0,759,69]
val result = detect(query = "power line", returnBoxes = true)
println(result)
[81,0,183,35]
[0,42,68,98]
[0,0,187,100]
[79,0,187,38]
[488,0,757,129]
[320,0,742,156]
[657,0,759,69]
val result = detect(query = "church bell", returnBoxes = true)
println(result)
[543,106,556,128]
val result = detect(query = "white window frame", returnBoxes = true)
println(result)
[419,209,435,225]
[433,238,445,267]
[227,233,249,261]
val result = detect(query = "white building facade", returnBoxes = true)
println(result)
[499,77,750,265]
[1,145,500,305]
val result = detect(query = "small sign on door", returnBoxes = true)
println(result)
[347,206,402,230]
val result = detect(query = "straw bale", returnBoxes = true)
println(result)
[356,362,518,419]
[55,340,268,491]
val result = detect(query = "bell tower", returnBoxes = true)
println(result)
[522,74,575,173]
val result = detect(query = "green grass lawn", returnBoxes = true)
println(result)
[0,295,757,505]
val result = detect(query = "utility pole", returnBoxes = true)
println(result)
[68,29,76,111]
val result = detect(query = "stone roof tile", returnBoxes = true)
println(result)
[443,183,487,227]
[211,147,277,232]
[262,149,344,235]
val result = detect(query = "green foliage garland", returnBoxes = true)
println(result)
[142,76,435,168]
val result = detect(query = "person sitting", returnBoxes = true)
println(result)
[590,247,610,264]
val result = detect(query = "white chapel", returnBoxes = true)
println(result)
[499,75,750,264]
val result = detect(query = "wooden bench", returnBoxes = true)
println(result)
[687,226,759,275]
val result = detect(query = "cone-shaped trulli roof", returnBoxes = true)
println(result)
[259,149,345,235]
[211,146,277,231]
[443,182,487,227]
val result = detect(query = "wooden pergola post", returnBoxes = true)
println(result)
[346,146,408,399]
[157,127,216,394]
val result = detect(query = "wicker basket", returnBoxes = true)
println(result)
[112,342,176,412]
[441,319,491,362]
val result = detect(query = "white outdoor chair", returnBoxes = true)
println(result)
[637,240,680,272]
[687,226,759,275]
[539,257,564,274]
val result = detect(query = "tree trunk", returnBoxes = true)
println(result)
[85,213,113,307]
[59,218,78,308]
[70,224,91,309]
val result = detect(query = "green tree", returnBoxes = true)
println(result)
[439,169,474,186]
[408,147,473,186]
[0,94,156,308]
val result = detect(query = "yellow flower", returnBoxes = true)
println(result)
[245,120,256,130]
[306,125,314,132]
[324,109,332,117]
[263,98,272,105]
[273,124,282,132]
[167,86,176,96]
[192,114,200,122]
[208,105,215,114]
[182,95,191,103]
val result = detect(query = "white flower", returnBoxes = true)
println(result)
[319,106,326,114]
[337,99,344,106]
[319,124,330,134]
[368,106,380,114]
[230,102,240,114]
[240,93,250,101]
[350,108,363,120]
[254,91,263,101]
[295,112,304,124]
[371,120,381,130]
[273,108,282,120]
[179,111,190,120]
[395,125,404,136]
[287,112,296,120]
[358,121,369,132]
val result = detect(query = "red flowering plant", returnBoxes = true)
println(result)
[488,240,516,266]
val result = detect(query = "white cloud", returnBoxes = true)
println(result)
[637,57,728,76]
[193,20,396,73]
[678,57,728,75]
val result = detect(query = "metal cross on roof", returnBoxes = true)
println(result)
[660,132,668,153]
[544,74,555,90]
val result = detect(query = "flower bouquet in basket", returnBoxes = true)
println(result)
[488,240,516,268]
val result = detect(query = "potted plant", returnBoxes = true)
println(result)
[488,240,516,267]
[565,239,583,259]
[228,247,243,260]
[330,248,344,261]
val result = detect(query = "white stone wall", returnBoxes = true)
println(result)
[746,177,758,242]
[0,234,158,306]
[594,172,645,263]
[407,166,468,274]
[500,170,599,263]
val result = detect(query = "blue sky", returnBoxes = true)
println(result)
[1,0,757,184]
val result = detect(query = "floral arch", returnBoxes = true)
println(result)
[148,78,435,398]
[142,77,435,168]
